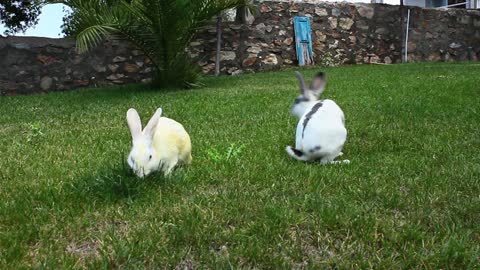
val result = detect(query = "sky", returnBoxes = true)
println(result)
[0,1,401,38]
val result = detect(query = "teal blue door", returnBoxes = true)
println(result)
[294,16,314,66]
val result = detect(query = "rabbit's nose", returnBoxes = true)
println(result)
[134,166,144,178]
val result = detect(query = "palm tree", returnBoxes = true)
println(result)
[57,0,249,88]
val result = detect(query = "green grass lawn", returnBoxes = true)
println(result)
[1,62,479,269]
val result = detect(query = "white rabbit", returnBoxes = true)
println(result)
[285,71,349,164]
[126,108,192,177]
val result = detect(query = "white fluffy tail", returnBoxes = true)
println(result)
[285,146,310,161]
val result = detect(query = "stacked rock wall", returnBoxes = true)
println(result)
[193,1,480,74]
[0,37,153,95]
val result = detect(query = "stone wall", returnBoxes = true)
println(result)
[1,1,479,95]
[193,1,480,74]
[0,37,153,95]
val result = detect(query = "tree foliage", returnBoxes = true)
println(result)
[0,1,44,35]
[0,0,129,36]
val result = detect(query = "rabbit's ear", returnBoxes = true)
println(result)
[144,108,163,138]
[127,108,142,141]
[295,71,307,95]
[310,72,326,98]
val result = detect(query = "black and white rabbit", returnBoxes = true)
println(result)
[286,71,349,164]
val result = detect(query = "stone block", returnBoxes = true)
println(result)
[262,54,278,65]
[339,18,354,30]
[357,5,374,19]
[40,77,53,90]
[315,7,328,16]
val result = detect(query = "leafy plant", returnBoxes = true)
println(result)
[207,142,246,163]
[25,122,44,143]
[59,0,250,88]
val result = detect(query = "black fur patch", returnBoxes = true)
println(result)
[290,147,304,157]
[302,101,323,138]
[309,146,321,153]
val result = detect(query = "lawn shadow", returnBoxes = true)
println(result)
[67,163,177,203]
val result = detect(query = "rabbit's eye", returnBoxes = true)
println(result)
[149,155,152,160]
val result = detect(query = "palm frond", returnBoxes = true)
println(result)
[64,0,250,88]
[75,25,119,54]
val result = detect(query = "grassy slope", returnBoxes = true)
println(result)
[0,63,479,269]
